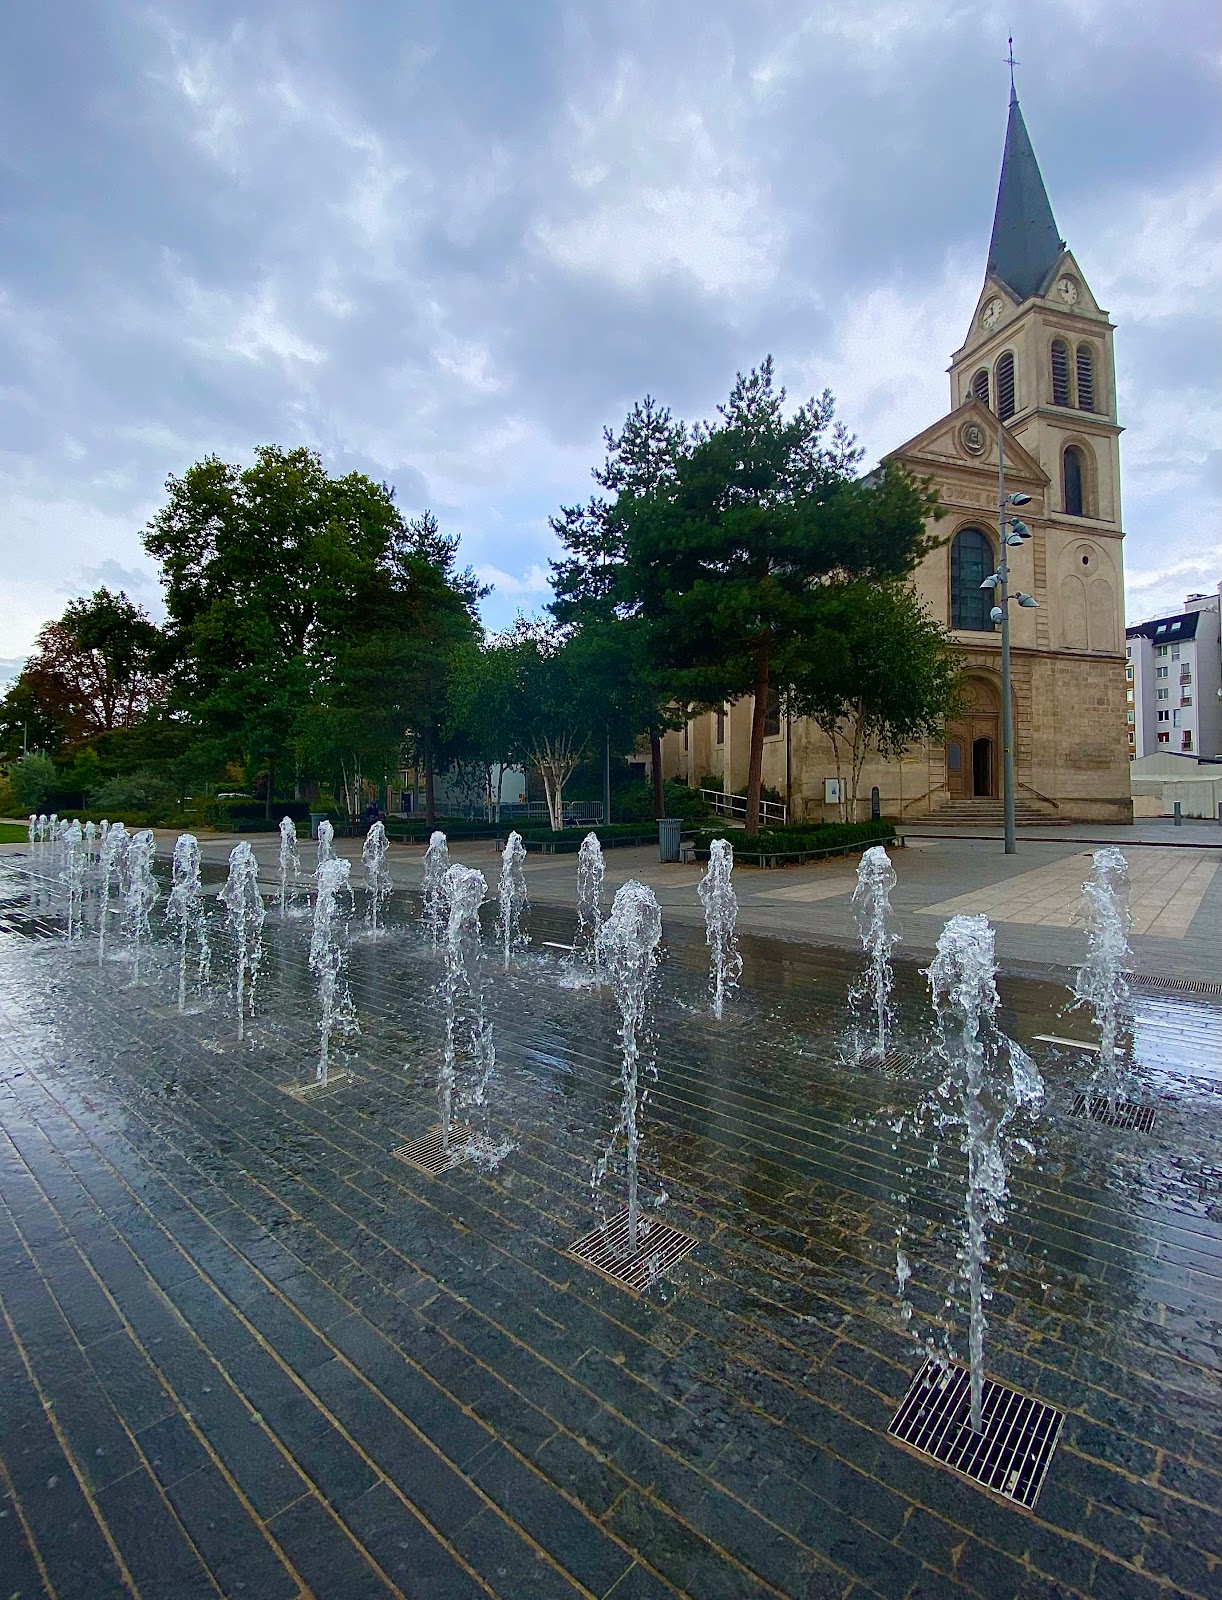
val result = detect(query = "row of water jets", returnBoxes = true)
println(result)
[849,841,1135,1433]
[27,814,1134,1433]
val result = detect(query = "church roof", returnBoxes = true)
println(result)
[986,88,1064,302]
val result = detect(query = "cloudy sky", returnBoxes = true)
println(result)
[2,0,1218,680]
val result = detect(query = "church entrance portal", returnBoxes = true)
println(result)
[945,678,1000,801]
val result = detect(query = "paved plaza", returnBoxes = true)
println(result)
[0,833,1219,1599]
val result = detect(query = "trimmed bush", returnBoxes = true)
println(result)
[695,819,895,862]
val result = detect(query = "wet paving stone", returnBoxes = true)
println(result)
[0,854,1220,1597]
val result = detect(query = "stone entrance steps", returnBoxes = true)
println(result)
[926,800,1057,825]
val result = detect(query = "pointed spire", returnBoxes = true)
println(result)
[986,87,1064,302]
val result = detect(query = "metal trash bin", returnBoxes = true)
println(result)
[658,818,682,863]
[309,812,327,840]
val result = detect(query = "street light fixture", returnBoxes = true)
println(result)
[992,428,1039,854]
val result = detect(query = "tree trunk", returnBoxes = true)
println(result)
[650,730,664,819]
[424,734,436,828]
[265,756,274,820]
[745,645,770,836]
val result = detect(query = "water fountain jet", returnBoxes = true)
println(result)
[697,838,742,1019]
[848,845,899,1060]
[218,842,265,1041]
[278,816,302,915]
[124,830,159,983]
[497,831,529,967]
[305,857,357,1088]
[361,821,392,934]
[576,833,605,967]
[421,831,450,939]
[1070,847,1133,1099]
[166,834,212,1012]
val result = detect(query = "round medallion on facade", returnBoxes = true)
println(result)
[1056,275,1080,305]
[960,421,987,456]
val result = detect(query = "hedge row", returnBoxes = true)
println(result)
[695,818,896,865]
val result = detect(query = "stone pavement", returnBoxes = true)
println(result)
[0,856,1220,1599]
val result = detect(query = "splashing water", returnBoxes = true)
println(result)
[124,830,160,983]
[847,845,900,1060]
[697,838,742,1020]
[924,914,1043,1432]
[166,834,212,1013]
[594,881,664,1254]
[438,864,497,1153]
[97,823,129,965]
[576,832,605,966]
[278,816,302,915]
[47,814,59,861]
[62,820,85,942]
[310,857,358,1084]
[218,842,265,1041]
[421,831,451,939]
[497,831,529,967]
[315,819,335,876]
[361,821,392,934]
[27,814,36,845]
[83,819,97,862]
[1070,847,1133,1096]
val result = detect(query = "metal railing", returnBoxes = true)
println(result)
[698,788,787,826]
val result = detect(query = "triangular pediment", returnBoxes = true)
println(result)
[1037,248,1106,318]
[886,397,1049,486]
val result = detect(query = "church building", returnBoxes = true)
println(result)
[662,87,1133,825]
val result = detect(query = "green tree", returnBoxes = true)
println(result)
[551,396,689,818]
[7,751,58,812]
[788,581,962,820]
[144,446,406,816]
[610,358,937,833]
[319,512,483,824]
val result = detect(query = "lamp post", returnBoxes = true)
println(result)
[980,421,1038,855]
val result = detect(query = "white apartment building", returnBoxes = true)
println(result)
[1126,584,1222,759]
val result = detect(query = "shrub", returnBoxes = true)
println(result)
[86,770,179,824]
[8,752,58,812]
[695,819,895,859]
[204,797,313,827]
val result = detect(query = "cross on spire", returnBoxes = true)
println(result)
[1006,34,1019,95]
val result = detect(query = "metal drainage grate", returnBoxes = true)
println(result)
[889,1358,1064,1510]
[875,1047,922,1081]
[569,1209,697,1294]
[1135,975,1222,999]
[281,1072,351,1101]
[1070,1094,1156,1133]
[392,1126,470,1176]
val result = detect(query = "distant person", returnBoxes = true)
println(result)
[363,800,380,828]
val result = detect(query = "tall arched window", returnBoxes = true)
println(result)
[950,528,996,631]
[1063,446,1086,516]
[1076,344,1095,412]
[970,368,990,407]
[996,352,1016,419]
[1050,339,1070,406]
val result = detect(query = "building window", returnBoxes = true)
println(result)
[1076,344,1096,412]
[1183,731,1193,750]
[1158,710,1170,721]
[1063,446,1086,516]
[1126,644,1132,658]
[1181,669,1192,684]
[1157,689,1169,701]
[1155,644,1168,657]
[949,527,996,631]
[1125,663,1133,679]
[1171,645,1180,661]
[763,686,781,738]
[714,708,725,745]
[1173,710,1181,728]
[1182,694,1193,706]
[1156,665,1168,678]
[1050,340,1071,406]
[996,352,1016,420]
[1126,710,1134,723]
[1158,732,1170,743]
[970,368,990,407]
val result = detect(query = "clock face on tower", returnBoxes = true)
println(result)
[1056,275,1080,305]
[981,297,1003,331]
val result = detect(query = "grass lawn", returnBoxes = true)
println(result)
[0,822,31,843]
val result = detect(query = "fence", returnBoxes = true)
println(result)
[432,800,605,824]
[698,788,787,826]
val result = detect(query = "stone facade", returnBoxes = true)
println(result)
[659,92,1132,825]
